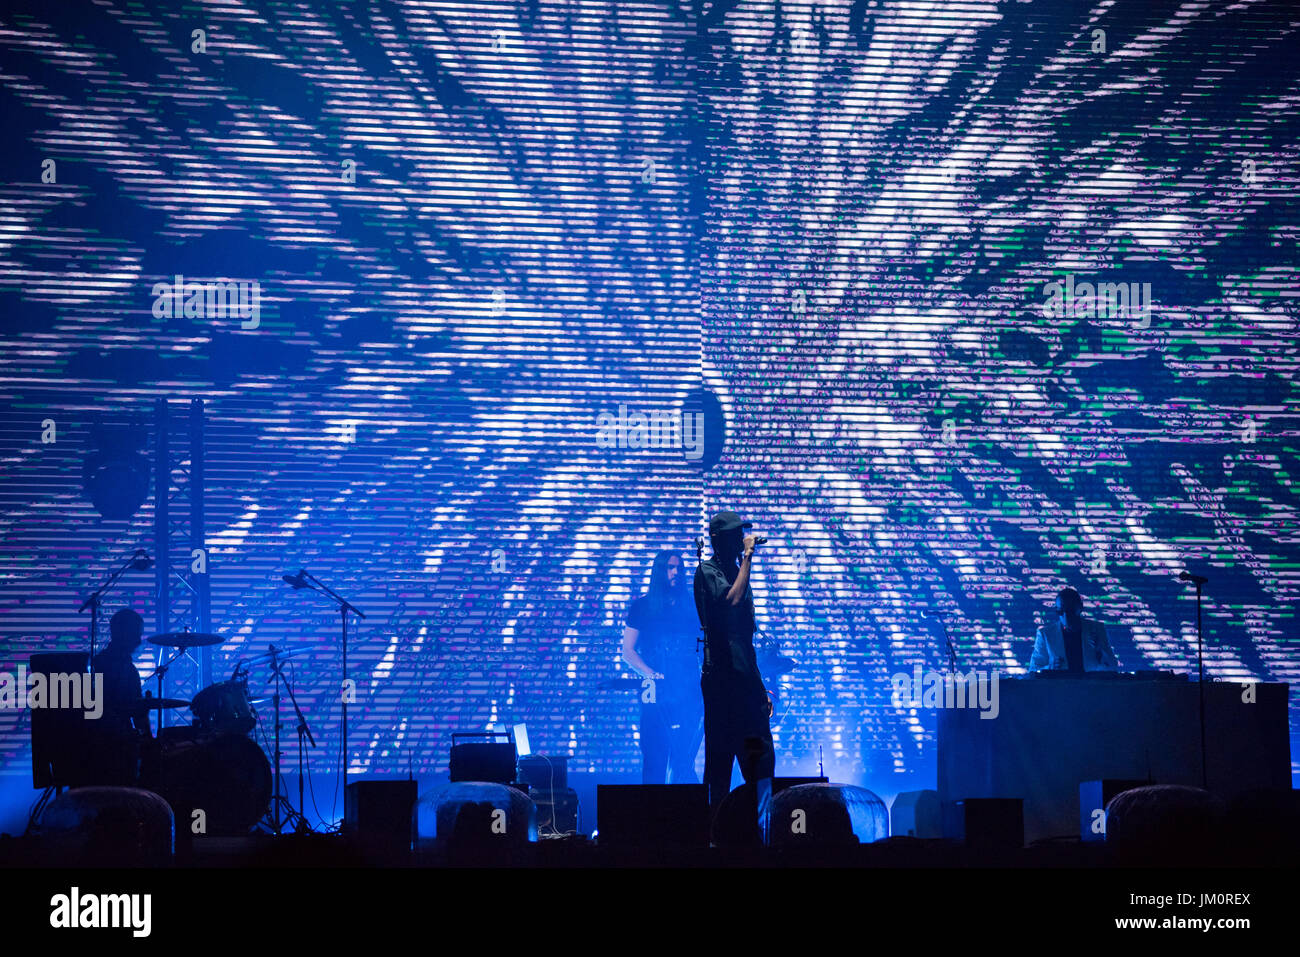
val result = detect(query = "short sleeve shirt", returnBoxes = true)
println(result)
[693,558,760,678]
[625,592,700,705]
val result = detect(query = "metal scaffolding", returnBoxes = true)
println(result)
[151,397,212,724]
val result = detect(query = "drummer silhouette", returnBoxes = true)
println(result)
[89,608,152,783]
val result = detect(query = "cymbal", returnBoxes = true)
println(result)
[148,631,224,648]
[242,647,304,663]
[134,697,191,711]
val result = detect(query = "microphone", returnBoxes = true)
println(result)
[130,549,153,571]
[282,569,312,590]
[751,536,768,545]
[1179,571,1208,586]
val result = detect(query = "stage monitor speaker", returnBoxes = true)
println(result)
[713,776,830,847]
[345,779,418,851]
[418,782,537,847]
[1104,785,1225,864]
[40,786,174,866]
[943,798,1023,849]
[771,783,889,846]
[1080,779,1148,843]
[891,789,942,838]
[449,731,516,784]
[29,652,90,788]
[597,784,708,847]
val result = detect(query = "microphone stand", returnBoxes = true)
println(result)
[923,612,960,674]
[291,571,365,807]
[265,645,315,833]
[1175,572,1210,789]
[78,551,145,672]
[694,538,706,656]
[1194,579,1207,789]
[940,617,959,675]
[268,650,286,835]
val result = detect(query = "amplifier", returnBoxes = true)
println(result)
[531,786,579,834]
[449,732,516,784]
[518,755,567,792]
[29,652,91,788]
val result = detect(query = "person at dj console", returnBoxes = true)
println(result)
[1028,587,1120,673]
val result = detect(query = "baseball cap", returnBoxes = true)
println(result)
[708,510,752,536]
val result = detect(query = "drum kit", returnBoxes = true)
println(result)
[71,554,359,837]
[138,631,313,836]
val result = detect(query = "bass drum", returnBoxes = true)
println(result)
[149,733,271,835]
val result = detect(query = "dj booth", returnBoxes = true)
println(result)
[937,674,1292,844]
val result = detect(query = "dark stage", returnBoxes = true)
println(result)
[2,0,1298,943]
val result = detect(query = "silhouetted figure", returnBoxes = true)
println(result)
[694,511,774,843]
[1029,587,1120,672]
[89,608,151,784]
[622,550,702,784]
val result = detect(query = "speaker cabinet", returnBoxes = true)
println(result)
[345,779,418,852]
[597,784,708,847]
[943,798,1023,849]
[518,755,567,792]
[29,652,90,788]
[891,789,942,838]
[531,786,579,834]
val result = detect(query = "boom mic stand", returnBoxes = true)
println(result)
[283,569,366,804]
[78,549,151,671]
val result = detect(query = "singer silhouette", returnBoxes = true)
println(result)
[693,510,775,844]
